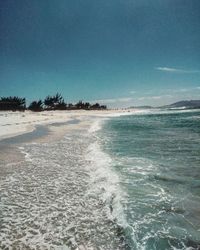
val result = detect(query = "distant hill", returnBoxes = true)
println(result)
[129,100,200,110]
[162,100,200,109]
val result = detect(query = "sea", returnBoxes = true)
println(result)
[0,109,200,250]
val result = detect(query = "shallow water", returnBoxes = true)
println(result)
[101,109,200,249]
[0,126,125,249]
[0,125,50,145]
[0,110,200,249]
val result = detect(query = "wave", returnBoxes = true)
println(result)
[2,114,199,249]
[85,141,126,223]
[87,119,105,133]
[86,120,142,249]
[0,118,135,249]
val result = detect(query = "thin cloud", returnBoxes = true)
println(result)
[118,97,133,102]
[155,67,200,74]
[92,97,133,104]
[137,95,173,101]
[172,87,200,93]
[138,96,161,101]
[130,91,137,94]
[179,88,188,92]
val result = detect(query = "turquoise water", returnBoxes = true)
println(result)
[1,110,200,249]
[100,110,200,250]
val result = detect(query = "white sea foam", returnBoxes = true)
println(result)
[85,142,126,222]
[0,121,128,249]
[87,118,106,133]
[18,145,33,162]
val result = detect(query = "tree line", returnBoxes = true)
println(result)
[0,93,107,111]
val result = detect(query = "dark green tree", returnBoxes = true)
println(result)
[28,100,43,112]
[91,103,100,109]
[0,96,26,111]
[84,102,91,109]
[55,100,67,110]
[75,101,84,109]
[44,93,66,110]
[100,105,107,110]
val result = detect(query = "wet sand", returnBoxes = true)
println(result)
[0,112,125,249]
[0,110,133,141]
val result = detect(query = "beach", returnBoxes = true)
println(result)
[0,110,131,141]
[0,109,133,250]
[1,0,199,248]
[1,109,200,250]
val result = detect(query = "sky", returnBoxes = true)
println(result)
[0,0,200,107]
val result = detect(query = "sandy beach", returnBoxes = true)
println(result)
[0,109,134,249]
[1,109,200,249]
[0,110,134,141]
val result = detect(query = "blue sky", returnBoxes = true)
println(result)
[0,0,200,107]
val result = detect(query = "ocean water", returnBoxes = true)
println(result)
[0,110,200,249]
[99,109,200,250]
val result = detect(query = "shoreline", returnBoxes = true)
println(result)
[0,110,117,171]
[0,110,127,249]
[1,108,199,142]
[0,109,134,142]
[1,109,200,249]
